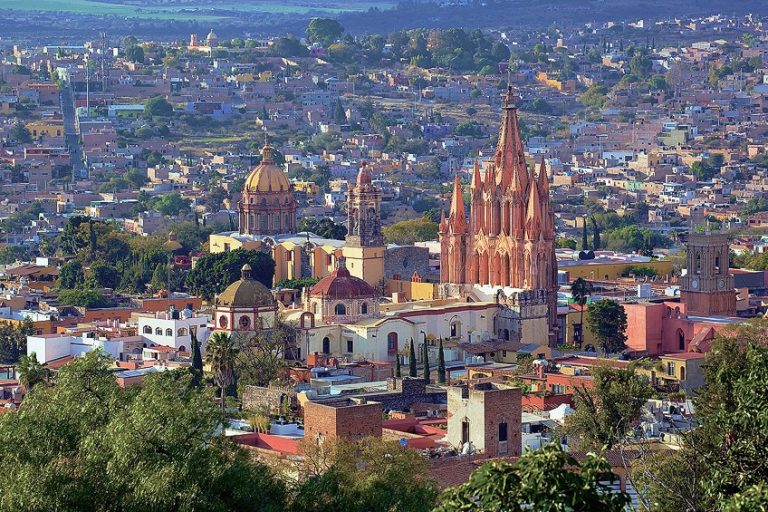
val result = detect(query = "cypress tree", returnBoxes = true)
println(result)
[190,330,203,387]
[394,349,401,378]
[437,338,446,384]
[591,217,601,250]
[581,218,589,250]
[423,341,430,383]
[408,338,417,377]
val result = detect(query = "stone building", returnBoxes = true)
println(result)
[303,396,383,443]
[238,142,297,236]
[446,382,522,458]
[213,264,278,333]
[439,88,558,345]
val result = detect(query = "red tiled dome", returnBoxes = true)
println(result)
[310,258,376,300]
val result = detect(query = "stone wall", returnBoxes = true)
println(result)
[241,384,298,414]
[384,246,430,280]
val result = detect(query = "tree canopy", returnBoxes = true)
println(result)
[585,299,627,355]
[0,351,286,512]
[383,217,438,245]
[186,249,275,301]
[436,443,629,512]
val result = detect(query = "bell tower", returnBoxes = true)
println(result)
[343,162,384,290]
[680,232,736,317]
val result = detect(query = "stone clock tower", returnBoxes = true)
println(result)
[679,232,736,317]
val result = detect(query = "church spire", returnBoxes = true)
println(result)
[537,158,549,197]
[495,85,529,194]
[449,174,467,232]
[471,159,482,190]
[439,208,447,233]
[525,168,543,238]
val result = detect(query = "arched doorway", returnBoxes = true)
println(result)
[322,337,330,354]
[677,329,685,351]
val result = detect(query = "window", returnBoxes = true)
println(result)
[498,422,508,442]
[219,315,228,329]
[155,327,162,335]
[286,251,292,262]
[387,332,398,353]
[347,340,353,353]
[680,367,686,381]
[143,325,152,334]
[178,346,186,352]
[667,361,676,377]
[165,328,173,336]
[239,316,251,330]
[678,329,685,351]
[334,303,346,315]
[177,328,187,336]
[361,302,368,314]
[322,337,330,354]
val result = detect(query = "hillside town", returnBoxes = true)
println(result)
[2,8,768,511]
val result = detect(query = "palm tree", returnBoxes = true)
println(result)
[205,331,239,409]
[17,352,46,393]
[571,277,593,347]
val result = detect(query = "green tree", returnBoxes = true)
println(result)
[16,352,46,393]
[585,298,627,355]
[395,350,401,378]
[205,331,239,407]
[9,122,32,144]
[0,245,29,264]
[88,262,121,289]
[298,217,347,240]
[291,437,437,512]
[144,95,173,117]
[153,193,191,216]
[58,289,111,309]
[58,260,85,289]
[582,218,589,250]
[571,277,593,346]
[190,330,203,387]
[563,362,652,450]
[408,338,417,378]
[186,249,275,301]
[579,85,608,109]
[383,217,438,245]
[422,338,430,382]
[0,318,34,364]
[437,339,446,384]
[125,45,145,63]
[0,351,287,511]
[306,18,344,46]
[435,443,629,512]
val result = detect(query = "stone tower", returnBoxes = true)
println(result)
[343,162,385,289]
[346,162,383,247]
[680,232,736,317]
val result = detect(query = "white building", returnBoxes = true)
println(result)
[135,308,211,352]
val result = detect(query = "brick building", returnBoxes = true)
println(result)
[446,382,522,458]
[303,396,382,443]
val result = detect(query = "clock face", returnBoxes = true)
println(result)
[690,279,699,290]
[718,279,726,289]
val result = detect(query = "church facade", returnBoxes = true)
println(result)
[439,88,559,345]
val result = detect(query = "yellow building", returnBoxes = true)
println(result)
[558,256,673,282]
[26,121,64,139]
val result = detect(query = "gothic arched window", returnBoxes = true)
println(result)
[334,303,347,316]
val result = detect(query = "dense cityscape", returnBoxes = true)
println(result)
[2,1,768,510]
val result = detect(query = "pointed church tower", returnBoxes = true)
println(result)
[439,175,469,283]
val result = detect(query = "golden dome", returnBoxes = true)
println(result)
[215,264,275,308]
[243,144,291,194]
